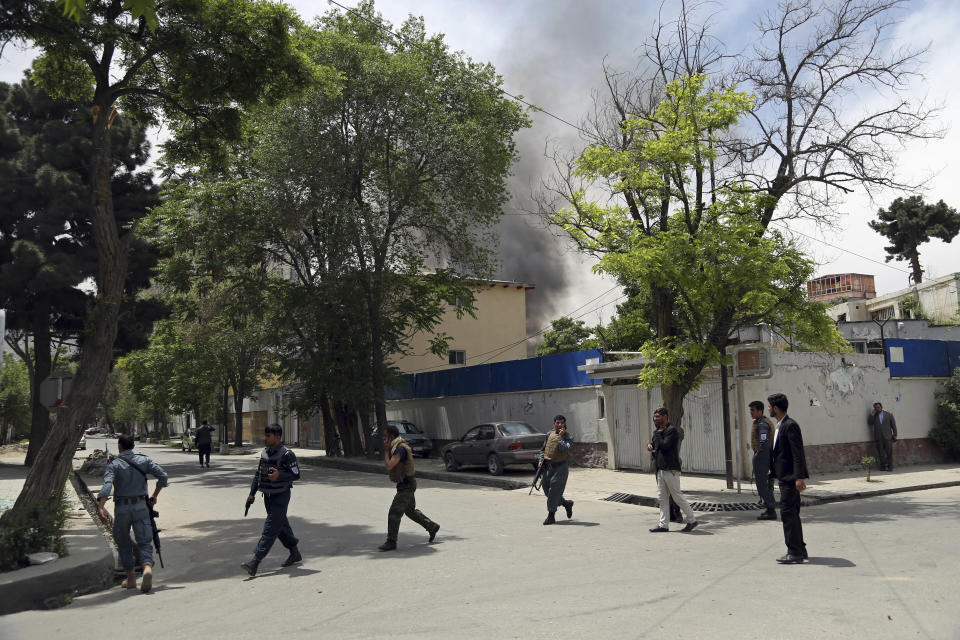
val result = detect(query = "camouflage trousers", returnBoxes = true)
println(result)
[387,477,437,542]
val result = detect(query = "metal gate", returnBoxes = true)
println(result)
[614,383,726,473]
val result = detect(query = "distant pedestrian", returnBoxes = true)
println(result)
[646,408,697,533]
[196,419,216,467]
[750,401,777,520]
[242,424,302,575]
[867,402,898,471]
[96,433,168,593]
[768,393,809,564]
[379,423,440,550]
[540,415,574,525]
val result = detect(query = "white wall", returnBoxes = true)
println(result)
[386,386,608,442]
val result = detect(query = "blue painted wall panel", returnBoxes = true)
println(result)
[447,364,492,396]
[541,349,603,388]
[947,341,960,376]
[886,338,950,377]
[490,358,541,392]
[385,374,415,400]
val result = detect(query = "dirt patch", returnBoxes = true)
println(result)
[0,443,28,458]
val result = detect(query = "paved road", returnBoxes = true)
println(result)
[2,440,959,639]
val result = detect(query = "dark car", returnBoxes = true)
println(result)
[441,422,546,476]
[373,420,434,458]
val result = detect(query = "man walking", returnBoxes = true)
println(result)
[750,401,777,520]
[97,434,168,593]
[646,408,698,533]
[540,414,574,525]
[241,424,302,575]
[768,393,809,564]
[379,422,440,551]
[196,419,216,468]
[867,402,898,471]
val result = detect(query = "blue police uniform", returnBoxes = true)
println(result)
[98,450,169,571]
[250,445,301,559]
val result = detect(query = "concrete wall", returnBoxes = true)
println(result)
[386,385,610,465]
[736,351,947,473]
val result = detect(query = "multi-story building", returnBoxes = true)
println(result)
[807,273,876,304]
[828,272,960,324]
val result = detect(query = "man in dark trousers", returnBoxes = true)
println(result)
[195,419,216,468]
[867,402,898,471]
[768,393,809,564]
[242,424,302,575]
[97,434,168,593]
[646,408,698,533]
[750,401,777,520]
[540,414,574,525]
[379,422,440,551]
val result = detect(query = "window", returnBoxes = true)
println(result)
[448,350,466,365]
[871,307,894,321]
[477,425,496,440]
[866,340,884,355]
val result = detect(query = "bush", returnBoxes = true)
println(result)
[0,493,68,572]
[931,368,960,461]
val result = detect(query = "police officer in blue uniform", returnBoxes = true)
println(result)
[242,424,302,576]
[97,433,169,593]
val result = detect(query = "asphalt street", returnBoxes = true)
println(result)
[1,439,958,640]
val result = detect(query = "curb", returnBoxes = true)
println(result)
[0,473,115,615]
[802,479,960,505]
[299,456,531,491]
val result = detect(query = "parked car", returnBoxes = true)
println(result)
[76,434,86,451]
[181,427,197,452]
[84,426,101,436]
[441,422,546,475]
[372,420,434,457]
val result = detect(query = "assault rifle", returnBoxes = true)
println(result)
[528,457,546,495]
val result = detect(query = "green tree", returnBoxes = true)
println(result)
[931,367,960,461]
[536,317,597,356]
[0,354,31,444]
[0,0,308,528]
[554,75,846,423]
[868,196,960,284]
[0,77,161,465]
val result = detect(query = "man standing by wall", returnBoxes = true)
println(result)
[646,408,698,533]
[540,414,574,525]
[867,402,898,471]
[379,423,440,551]
[242,424,302,575]
[196,419,215,468]
[97,434,168,592]
[750,401,777,520]
[768,393,809,564]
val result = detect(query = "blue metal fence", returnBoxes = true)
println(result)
[886,338,955,377]
[387,349,602,399]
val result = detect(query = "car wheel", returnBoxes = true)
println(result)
[487,453,504,476]
[444,452,459,472]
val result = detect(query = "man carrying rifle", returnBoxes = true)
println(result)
[97,433,168,593]
[540,415,574,525]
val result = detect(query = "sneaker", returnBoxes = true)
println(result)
[378,540,397,551]
[681,521,699,532]
[428,524,440,542]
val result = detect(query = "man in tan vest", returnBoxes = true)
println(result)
[379,423,440,551]
[540,414,574,525]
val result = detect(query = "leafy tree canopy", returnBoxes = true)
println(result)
[868,196,960,284]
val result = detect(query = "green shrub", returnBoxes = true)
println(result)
[0,493,68,572]
[931,368,960,461]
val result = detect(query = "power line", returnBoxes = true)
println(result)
[770,220,912,276]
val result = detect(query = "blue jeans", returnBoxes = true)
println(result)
[253,490,298,558]
[113,502,153,571]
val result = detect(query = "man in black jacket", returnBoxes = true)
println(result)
[768,393,809,564]
[646,408,698,533]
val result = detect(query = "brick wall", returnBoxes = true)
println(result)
[804,438,949,473]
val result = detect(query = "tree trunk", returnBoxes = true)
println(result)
[220,381,229,444]
[24,311,52,467]
[1,102,126,528]
[232,383,245,447]
[909,248,923,284]
[319,391,339,456]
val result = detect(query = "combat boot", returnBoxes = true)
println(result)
[123,571,137,589]
[140,563,153,593]
[281,547,302,567]
[241,555,262,576]
[543,512,556,525]
[378,540,397,551]
[428,524,440,542]
[563,500,574,519]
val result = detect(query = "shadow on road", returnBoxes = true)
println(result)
[804,556,856,568]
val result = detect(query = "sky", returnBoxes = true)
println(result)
[2,0,959,340]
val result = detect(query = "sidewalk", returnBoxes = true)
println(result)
[293,450,960,510]
[0,457,115,615]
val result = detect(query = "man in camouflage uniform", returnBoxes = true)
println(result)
[379,423,440,551]
[540,414,574,525]
[750,400,777,520]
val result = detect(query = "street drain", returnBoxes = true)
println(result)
[601,493,764,512]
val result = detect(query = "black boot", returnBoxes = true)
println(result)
[428,524,440,543]
[543,512,556,525]
[378,540,397,551]
[563,500,574,519]
[241,556,262,576]
[281,547,302,567]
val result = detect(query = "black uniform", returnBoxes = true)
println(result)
[250,445,300,559]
